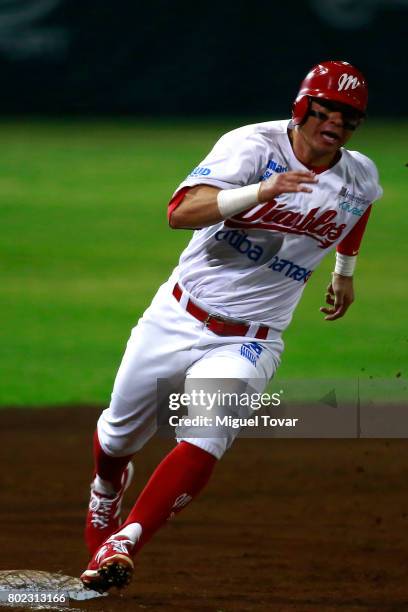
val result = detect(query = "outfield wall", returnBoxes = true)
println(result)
[0,0,406,116]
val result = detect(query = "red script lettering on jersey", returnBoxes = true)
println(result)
[224,200,347,249]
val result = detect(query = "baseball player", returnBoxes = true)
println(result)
[80,61,382,592]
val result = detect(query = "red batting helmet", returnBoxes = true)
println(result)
[292,61,368,125]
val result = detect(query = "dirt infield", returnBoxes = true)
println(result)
[2,406,408,612]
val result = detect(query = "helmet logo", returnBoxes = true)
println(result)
[338,73,359,91]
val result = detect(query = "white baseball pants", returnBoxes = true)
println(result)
[97,273,284,460]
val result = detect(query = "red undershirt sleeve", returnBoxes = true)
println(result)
[336,205,372,256]
[167,186,192,223]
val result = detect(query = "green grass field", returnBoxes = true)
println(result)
[0,118,406,406]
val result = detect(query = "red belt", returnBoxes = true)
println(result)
[172,283,269,339]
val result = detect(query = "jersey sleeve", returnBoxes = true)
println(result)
[173,126,262,195]
[336,205,372,255]
[350,151,383,203]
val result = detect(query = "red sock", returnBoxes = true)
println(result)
[122,441,217,546]
[93,430,133,490]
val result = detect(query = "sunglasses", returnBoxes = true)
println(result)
[309,98,364,131]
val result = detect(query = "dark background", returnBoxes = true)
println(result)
[0,0,406,116]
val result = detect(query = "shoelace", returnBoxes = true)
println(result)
[94,538,133,564]
[89,490,119,529]
[110,539,132,554]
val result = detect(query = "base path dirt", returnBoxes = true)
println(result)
[1,406,408,611]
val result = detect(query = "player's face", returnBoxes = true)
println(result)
[301,99,362,155]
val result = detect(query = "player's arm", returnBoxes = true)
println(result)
[168,185,222,229]
[169,171,318,229]
[320,206,372,321]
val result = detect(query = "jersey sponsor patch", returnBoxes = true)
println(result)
[260,158,288,181]
[214,229,264,262]
[268,256,313,283]
[337,186,371,217]
[338,201,364,216]
[189,166,211,177]
[338,186,370,207]
[225,200,347,249]
[240,342,263,366]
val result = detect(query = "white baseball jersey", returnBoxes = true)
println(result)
[171,119,382,333]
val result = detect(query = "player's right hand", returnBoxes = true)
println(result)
[258,171,318,202]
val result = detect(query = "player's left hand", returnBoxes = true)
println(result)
[320,273,354,321]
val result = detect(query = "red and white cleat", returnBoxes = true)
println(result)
[85,462,134,556]
[80,535,134,593]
